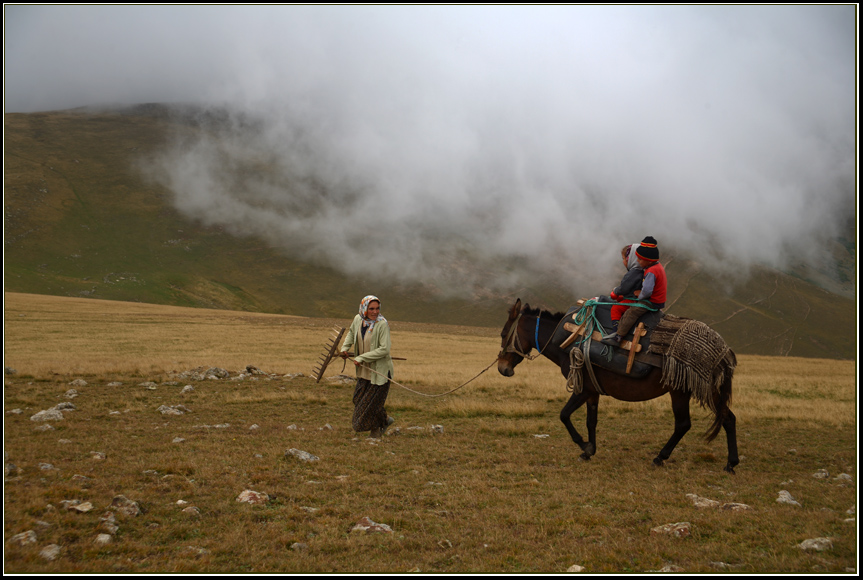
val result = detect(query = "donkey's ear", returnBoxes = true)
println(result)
[510,298,522,318]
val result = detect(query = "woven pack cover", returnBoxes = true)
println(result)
[648,315,736,411]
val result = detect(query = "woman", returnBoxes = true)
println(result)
[339,295,395,438]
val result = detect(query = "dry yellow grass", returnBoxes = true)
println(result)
[4,292,855,426]
[3,292,857,574]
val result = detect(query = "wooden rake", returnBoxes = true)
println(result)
[311,327,347,383]
[311,326,405,383]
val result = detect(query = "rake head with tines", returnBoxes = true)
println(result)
[311,326,346,383]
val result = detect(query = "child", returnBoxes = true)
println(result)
[603,236,666,344]
[608,243,643,328]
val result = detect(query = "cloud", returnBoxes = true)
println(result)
[7,5,857,295]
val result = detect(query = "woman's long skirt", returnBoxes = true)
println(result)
[352,378,390,432]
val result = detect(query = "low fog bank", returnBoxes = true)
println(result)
[146,93,854,300]
[108,6,855,299]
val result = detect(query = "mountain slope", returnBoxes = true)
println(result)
[3,107,856,359]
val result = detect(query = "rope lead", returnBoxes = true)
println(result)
[344,357,498,398]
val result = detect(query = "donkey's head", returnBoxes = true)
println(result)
[497,298,529,377]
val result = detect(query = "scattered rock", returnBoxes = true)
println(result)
[300,506,319,513]
[431,425,444,434]
[205,367,230,379]
[39,462,55,470]
[834,473,853,483]
[812,469,830,479]
[139,381,158,389]
[110,495,142,517]
[8,530,37,546]
[5,367,17,375]
[533,434,550,439]
[158,404,191,415]
[94,533,112,545]
[686,494,720,509]
[236,490,270,505]
[90,451,106,460]
[285,448,319,462]
[182,506,201,516]
[172,437,185,444]
[847,505,856,516]
[777,490,801,507]
[650,522,691,538]
[34,424,55,431]
[709,561,740,570]
[651,564,684,573]
[39,544,61,561]
[65,389,78,398]
[797,537,833,551]
[6,408,23,415]
[326,374,354,385]
[64,501,94,513]
[69,379,87,387]
[181,385,195,393]
[567,564,585,573]
[100,512,118,534]
[320,423,333,431]
[30,408,64,422]
[249,424,259,430]
[719,502,752,511]
[290,542,309,551]
[107,381,123,387]
[351,516,393,534]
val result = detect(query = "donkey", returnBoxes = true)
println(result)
[497,299,739,473]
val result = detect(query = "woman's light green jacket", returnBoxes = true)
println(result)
[340,314,394,386]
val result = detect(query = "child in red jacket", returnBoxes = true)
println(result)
[603,236,666,344]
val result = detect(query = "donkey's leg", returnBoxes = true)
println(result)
[722,409,739,474]
[583,394,600,459]
[653,390,692,467]
[560,390,594,459]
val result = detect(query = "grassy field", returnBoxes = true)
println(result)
[3,292,857,573]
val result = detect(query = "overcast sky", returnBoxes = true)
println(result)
[4,5,858,295]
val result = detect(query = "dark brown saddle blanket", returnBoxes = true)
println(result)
[553,300,664,378]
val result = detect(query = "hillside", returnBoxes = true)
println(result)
[3,107,857,359]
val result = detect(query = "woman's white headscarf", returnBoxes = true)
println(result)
[359,295,387,331]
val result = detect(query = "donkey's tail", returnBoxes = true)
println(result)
[705,350,736,442]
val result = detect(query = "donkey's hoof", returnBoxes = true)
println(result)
[723,463,737,474]
[579,452,592,461]
[652,457,665,467]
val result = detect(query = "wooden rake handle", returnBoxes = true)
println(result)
[340,352,406,360]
